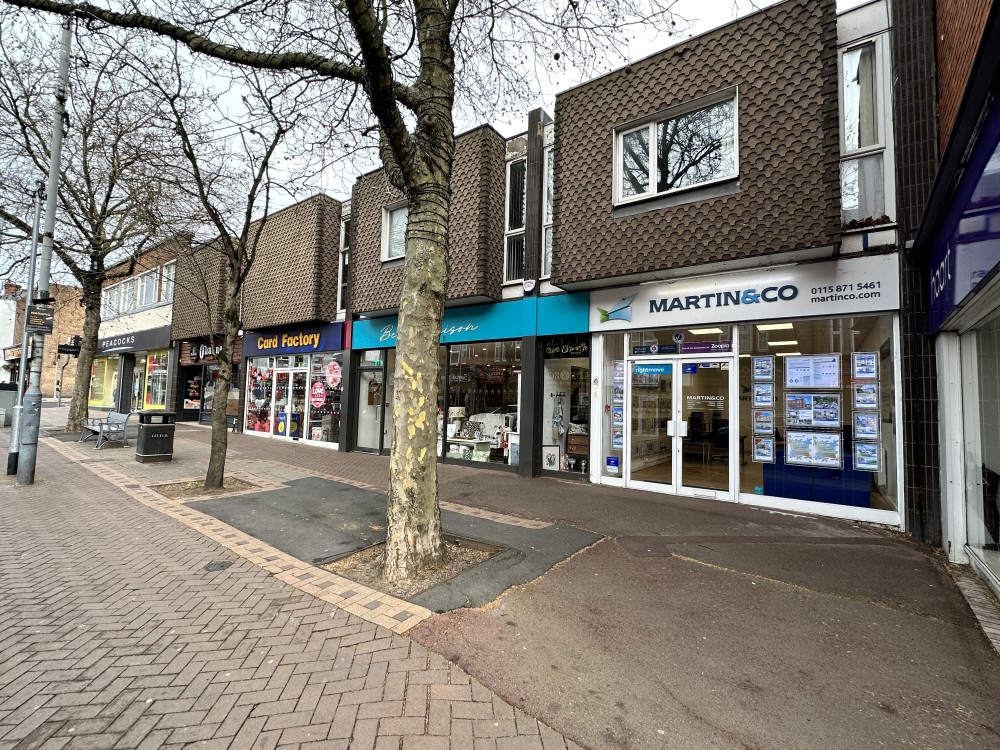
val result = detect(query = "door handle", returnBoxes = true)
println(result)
[678,421,688,437]
[667,420,674,436]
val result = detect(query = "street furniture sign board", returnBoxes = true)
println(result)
[26,305,54,334]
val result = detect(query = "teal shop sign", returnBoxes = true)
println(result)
[633,364,672,375]
[352,294,589,349]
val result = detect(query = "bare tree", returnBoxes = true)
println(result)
[0,20,184,433]
[1,0,683,581]
[138,49,309,488]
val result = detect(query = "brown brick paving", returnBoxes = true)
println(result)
[0,435,579,750]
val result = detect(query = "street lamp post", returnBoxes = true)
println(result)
[7,181,44,476]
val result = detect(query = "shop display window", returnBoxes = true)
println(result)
[600,334,625,478]
[968,315,1000,582]
[202,364,240,421]
[737,316,897,510]
[443,340,520,464]
[88,355,119,408]
[246,357,275,433]
[307,353,344,444]
[144,350,169,409]
[541,335,591,473]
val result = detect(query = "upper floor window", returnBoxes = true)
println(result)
[338,217,350,312]
[381,202,407,262]
[615,92,737,205]
[102,284,119,317]
[542,147,554,278]
[161,261,176,302]
[101,260,175,318]
[135,269,158,308]
[504,158,526,283]
[839,35,894,226]
[120,278,135,313]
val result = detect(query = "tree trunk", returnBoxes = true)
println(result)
[382,183,452,582]
[65,280,102,433]
[204,262,241,488]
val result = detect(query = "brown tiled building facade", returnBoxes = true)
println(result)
[551,0,840,287]
[349,125,506,314]
[241,194,343,330]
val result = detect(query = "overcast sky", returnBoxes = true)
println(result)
[306,0,868,200]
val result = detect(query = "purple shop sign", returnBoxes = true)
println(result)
[679,341,732,354]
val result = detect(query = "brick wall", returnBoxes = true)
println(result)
[550,0,840,286]
[104,237,184,289]
[935,0,992,157]
[13,283,85,398]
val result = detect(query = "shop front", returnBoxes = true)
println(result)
[589,253,902,525]
[922,90,1000,590]
[89,325,172,412]
[3,342,29,387]
[243,322,345,447]
[178,339,243,426]
[350,294,590,471]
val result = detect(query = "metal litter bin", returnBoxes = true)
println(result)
[136,411,176,463]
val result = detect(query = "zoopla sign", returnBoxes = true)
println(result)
[589,254,899,331]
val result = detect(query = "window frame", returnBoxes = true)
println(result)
[837,33,895,225]
[160,261,176,303]
[337,215,350,312]
[380,200,408,263]
[134,268,158,309]
[612,88,739,207]
[504,157,527,284]
[541,146,554,278]
[119,277,135,314]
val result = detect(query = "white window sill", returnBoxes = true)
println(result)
[841,221,896,234]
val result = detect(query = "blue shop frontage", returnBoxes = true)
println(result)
[917,43,1000,593]
[347,293,592,476]
[242,321,347,448]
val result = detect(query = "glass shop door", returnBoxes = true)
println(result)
[625,358,734,499]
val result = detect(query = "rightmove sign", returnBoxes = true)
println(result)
[589,253,899,331]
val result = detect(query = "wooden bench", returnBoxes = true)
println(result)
[79,411,135,449]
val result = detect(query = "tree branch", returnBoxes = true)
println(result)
[2,0,422,110]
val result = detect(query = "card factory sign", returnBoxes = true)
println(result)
[589,254,899,331]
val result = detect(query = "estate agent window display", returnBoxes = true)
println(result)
[737,315,896,511]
